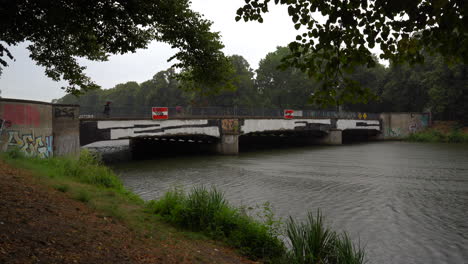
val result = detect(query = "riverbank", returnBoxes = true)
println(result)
[0,151,254,264]
[1,150,365,264]
[406,121,468,143]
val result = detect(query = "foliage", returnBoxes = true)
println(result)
[147,186,285,260]
[256,47,320,109]
[236,0,467,106]
[286,211,365,264]
[407,128,468,143]
[56,47,466,126]
[0,0,231,95]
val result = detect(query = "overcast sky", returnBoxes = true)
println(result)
[0,1,303,102]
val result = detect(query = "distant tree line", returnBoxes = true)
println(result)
[55,47,467,123]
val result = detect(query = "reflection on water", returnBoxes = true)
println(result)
[112,141,468,264]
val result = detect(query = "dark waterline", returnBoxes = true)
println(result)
[111,141,468,264]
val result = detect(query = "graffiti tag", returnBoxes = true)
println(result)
[54,107,75,119]
[409,114,430,134]
[6,131,53,158]
[222,119,239,133]
[385,128,402,137]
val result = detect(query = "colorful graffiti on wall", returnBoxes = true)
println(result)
[5,131,53,158]
[385,127,403,137]
[222,119,239,133]
[409,114,430,133]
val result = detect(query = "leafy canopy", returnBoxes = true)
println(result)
[236,0,467,106]
[0,0,232,95]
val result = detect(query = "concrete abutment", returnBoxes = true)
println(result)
[317,130,343,145]
[216,134,239,155]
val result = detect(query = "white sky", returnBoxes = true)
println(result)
[0,1,380,102]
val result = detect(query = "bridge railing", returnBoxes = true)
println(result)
[78,106,381,120]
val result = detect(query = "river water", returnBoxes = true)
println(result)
[111,141,468,264]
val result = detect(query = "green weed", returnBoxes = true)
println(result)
[148,186,285,260]
[285,211,365,264]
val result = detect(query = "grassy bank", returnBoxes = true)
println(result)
[149,187,365,263]
[2,149,365,263]
[407,128,468,143]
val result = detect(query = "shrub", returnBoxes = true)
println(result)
[148,186,285,260]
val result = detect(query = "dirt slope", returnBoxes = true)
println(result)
[0,161,253,264]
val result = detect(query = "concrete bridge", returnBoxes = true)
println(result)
[0,98,431,157]
[80,117,382,155]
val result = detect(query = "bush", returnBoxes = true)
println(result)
[148,186,285,260]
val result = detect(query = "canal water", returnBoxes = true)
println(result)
[111,141,468,264]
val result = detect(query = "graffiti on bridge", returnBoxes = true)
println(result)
[6,131,53,158]
[409,114,430,133]
[385,128,402,137]
[0,118,12,136]
[221,119,239,133]
[54,107,76,119]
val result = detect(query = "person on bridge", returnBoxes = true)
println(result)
[103,101,111,117]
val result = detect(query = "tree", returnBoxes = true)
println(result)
[236,0,467,106]
[0,0,231,95]
[195,55,258,107]
[256,47,319,109]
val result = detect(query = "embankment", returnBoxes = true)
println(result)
[0,151,254,264]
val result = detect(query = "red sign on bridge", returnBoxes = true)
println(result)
[152,107,168,120]
[284,109,294,119]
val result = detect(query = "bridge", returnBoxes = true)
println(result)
[0,99,430,157]
[80,114,382,155]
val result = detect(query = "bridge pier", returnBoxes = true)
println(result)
[318,129,342,145]
[216,134,239,155]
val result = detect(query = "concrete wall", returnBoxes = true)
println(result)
[380,113,430,139]
[0,99,54,158]
[0,98,80,157]
[53,105,80,156]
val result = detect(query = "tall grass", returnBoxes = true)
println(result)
[147,186,285,260]
[286,211,365,264]
[3,148,139,201]
[407,128,468,143]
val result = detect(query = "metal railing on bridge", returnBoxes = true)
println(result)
[78,106,381,120]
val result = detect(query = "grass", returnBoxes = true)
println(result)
[2,149,366,263]
[285,211,365,264]
[407,128,468,143]
[2,148,149,231]
[147,186,285,261]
